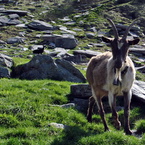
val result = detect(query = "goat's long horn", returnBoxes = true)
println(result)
[122,19,138,40]
[107,18,119,39]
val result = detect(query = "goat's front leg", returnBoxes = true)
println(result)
[97,98,109,131]
[87,96,95,122]
[123,90,132,135]
[108,92,121,130]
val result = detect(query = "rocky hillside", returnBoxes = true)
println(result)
[0,0,144,81]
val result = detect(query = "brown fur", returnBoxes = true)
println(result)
[86,52,111,85]
[86,52,112,97]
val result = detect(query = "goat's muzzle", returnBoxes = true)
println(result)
[113,68,122,86]
[113,78,121,86]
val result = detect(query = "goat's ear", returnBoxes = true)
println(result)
[102,36,112,43]
[128,38,140,45]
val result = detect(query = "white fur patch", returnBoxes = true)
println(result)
[114,68,122,82]
[118,42,123,49]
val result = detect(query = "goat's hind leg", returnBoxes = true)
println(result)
[87,96,95,122]
[108,92,121,130]
[91,88,109,131]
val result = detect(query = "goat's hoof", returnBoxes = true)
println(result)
[112,119,121,130]
[125,129,132,135]
[115,121,121,130]
[87,117,92,123]
[105,127,110,132]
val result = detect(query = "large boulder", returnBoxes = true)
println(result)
[11,55,86,83]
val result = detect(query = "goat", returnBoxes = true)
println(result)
[86,19,140,135]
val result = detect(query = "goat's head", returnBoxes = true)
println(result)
[102,19,140,85]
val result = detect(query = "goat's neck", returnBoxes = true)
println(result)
[107,57,129,86]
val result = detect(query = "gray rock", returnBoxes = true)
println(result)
[7,19,22,25]
[6,37,24,44]
[73,28,83,32]
[60,103,75,108]
[0,40,6,44]
[0,54,13,78]
[132,81,145,103]
[88,27,97,33]
[73,50,102,58]
[129,47,145,55]
[27,20,54,31]
[55,34,78,49]
[90,43,104,47]
[11,55,57,80]
[49,103,75,108]
[0,5,5,11]
[73,98,89,112]
[59,16,72,22]
[0,16,9,25]
[11,55,86,83]
[49,123,68,129]
[0,66,10,78]
[0,15,21,25]
[41,34,78,49]
[62,53,88,64]
[86,32,96,38]
[60,27,77,35]
[49,47,67,58]
[0,53,13,68]
[71,84,91,99]
[2,10,28,16]
[55,59,86,82]
[9,14,19,19]
[64,21,76,25]
[16,24,27,28]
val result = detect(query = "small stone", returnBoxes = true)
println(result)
[49,123,68,129]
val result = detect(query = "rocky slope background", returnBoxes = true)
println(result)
[0,0,145,143]
[0,0,145,79]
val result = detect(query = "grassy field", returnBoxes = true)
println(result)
[0,0,145,144]
[0,78,145,144]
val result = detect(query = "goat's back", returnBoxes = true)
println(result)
[86,52,112,87]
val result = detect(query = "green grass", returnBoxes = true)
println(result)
[0,0,145,144]
[135,120,145,133]
[0,78,145,144]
